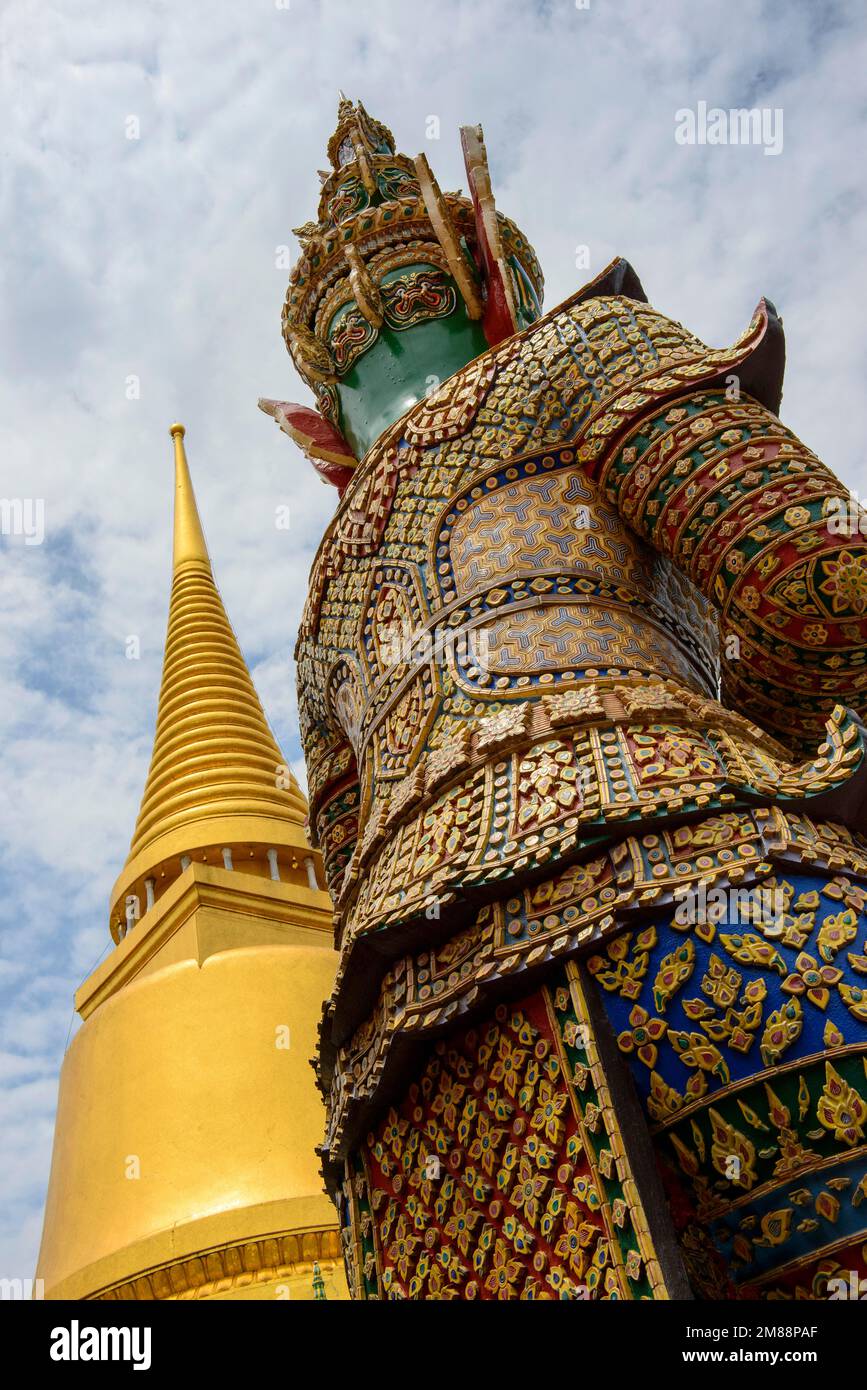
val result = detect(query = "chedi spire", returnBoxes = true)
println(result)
[109,424,308,938]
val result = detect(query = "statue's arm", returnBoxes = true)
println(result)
[581,300,867,754]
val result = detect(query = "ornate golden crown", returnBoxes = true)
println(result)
[280,97,544,393]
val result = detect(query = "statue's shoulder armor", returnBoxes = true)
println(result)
[300,262,781,647]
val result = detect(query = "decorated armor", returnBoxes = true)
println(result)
[264,98,867,1300]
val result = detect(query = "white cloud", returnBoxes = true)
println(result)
[1,0,866,1278]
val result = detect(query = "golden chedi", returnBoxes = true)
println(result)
[36,426,347,1301]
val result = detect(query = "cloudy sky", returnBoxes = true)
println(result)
[1,0,866,1281]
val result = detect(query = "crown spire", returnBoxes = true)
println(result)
[326,94,395,172]
[108,427,311,936]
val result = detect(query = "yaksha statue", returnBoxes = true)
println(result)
[262,97,867,1300]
